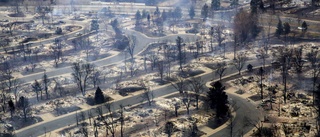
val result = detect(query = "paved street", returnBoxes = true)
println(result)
[2,2,317,136]
[15,56,267,136]
[17,30,198,83]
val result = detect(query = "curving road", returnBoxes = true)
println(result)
[15,58,266,137]
[2,7,265,137]
[0,3,277,137]
[17,29,199,83]
[7,2,320,137]
[210,93,261,136]
[14,28,267,136]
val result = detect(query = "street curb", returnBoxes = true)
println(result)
[202,65,271,136]
[15,23,269,135]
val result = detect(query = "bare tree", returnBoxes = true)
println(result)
[157,60,165,82]
[143,55,148,72]
[74,111,79,126]
[87,110,93,126]
[128,61,139,77]
[244,117,264,137]
[163,44,173,77]
[275,47,293,104]
[213,25,227,57]
[105,104,116,136]
[23,43,32,61]
[315,84,320,135]
[140,87,154,106]
[22,44,31,59]
[266,15,274,42]
[147,52,159,71]
[71,61,95,96]
[84,38,92,61]
[257,67,264,99]
[127,35,136,61]
[0,38,10,53]
[1,61,15,92]
[42,72,50,99]
[171,101,180,117]
[96,104,119,137]
[12,0,23,14]
[164,121,175,137]
[153,109,161,127]
[53,79,65,97]
[71,38,81,51]
[32,80,42,101]
[96,106,108,136]
[32,47,40,61]
[257,48,268,69]
[267,85,277,110]
[170,75,187,94]
[193,40,202,58]
[233,9,259,43]
[307,49,320,104]
[233,35,238,60]
[29,62,37,72]
[50,38,63,67]
[0,82,8,113]
[162,108,170,121]
[93,120,98,137]
[3,22,17,36]
[79,111,88,137]
[176,36,185,72]
[209,27,215,52]
[8,99,15,119]
[181,116,199,136]
[17,96,31,122]
[36,6,53,25]
[181,91,192,115]
[90,71,101,88]
[216,61,227,80]
[70,0,76,13]
[119,104,125,137]
[20,44,26,61]
[293,46,305,73]
[11,78,22,105]
[233,53,248,75]
[188,77,204,110]
[228,100,239,137]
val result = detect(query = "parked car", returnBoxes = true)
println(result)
[76,32,82,36]
[0,19,9,22]
[58,20,66,24]
[5,124,14,131]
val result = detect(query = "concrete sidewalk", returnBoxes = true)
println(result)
[18,58,265,136]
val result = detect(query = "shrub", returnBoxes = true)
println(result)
[247,64,253,72]
[94,87,105,104]
[55,27,62,34]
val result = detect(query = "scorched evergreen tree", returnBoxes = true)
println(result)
[207,81,229,118]
[94,87,105,104]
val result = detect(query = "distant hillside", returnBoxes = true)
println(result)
[55,0,91,4]
[0,0,92,5]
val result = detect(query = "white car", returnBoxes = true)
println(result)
[5,124,14,131]
[76,32,82,36]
